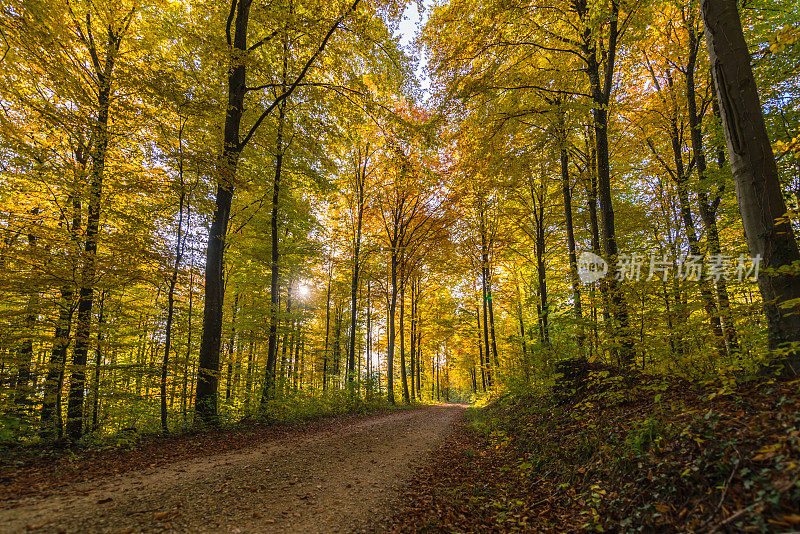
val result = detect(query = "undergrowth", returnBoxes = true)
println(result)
[0,389,410,463]
[389,363,800,532]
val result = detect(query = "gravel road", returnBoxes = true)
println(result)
[0,405,464,533]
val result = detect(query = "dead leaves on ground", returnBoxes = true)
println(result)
[385,375,800,532]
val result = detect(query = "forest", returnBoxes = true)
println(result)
[1,0,800,531]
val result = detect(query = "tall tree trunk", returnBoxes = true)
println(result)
[515,274,529,381]
[91,290,106,432]
[416,295,422,398]
[279,286,293,394]
[244,334,254,412]
[200,0,359,418]
[196,0,251,424]
[322,263,332,392]
[162,169,187,432]
[658,121,727,357]
[400,269,410,404]
[531,181,550,347]
[703,0,800,370]
[225,293,240,401]
[366,280,371,385]
[578,0,635,365]
[557,108,585,350]
[476,305,486,391]
[409,278,416,400]
[348,147,368,387]
[42,185,83,438]
[292,321,301,392]
[585,127,613,339]
[263,98,287,405]
[479,211,494,388]
[41,287,74,438]
[685,18,740,354]
[66,23,121,439]
[182,249,195,422]
[486,272,500,370]
[435,348,440,401]
[332,304,342,386]
[386,250,398,403]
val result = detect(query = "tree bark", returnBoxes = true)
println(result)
[476,305,486,391]
[685,18,740,354]
[479,210,494,387]
[656,118,727,356]
[14,215,39,410]
[557,108,584,350]
[386,249,398,403]
[162,157,187,432]
[348,147,368,387]
[322,263,332,392]
[225,293,240,401]
[577,0,635,365]
[400,268,410,404]
[196,0,251,424]
[66,20,121,439]
[702,0,800,370]
[409,277,416,400]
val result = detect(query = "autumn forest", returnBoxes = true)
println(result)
[1,0,800,530]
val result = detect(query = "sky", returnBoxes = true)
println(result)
[395,1,432,99]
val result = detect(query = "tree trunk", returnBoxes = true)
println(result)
[181,250,195,422]
[41,286,74,438]
[416,297,422,398]
[66,24,120,439]
[702,0,800,370]
[479,211,494,388]
[585,128,613,340]
[476,305,486,391]
[685,19,740,354]
[578,0,635,365]
[42,186,83,439]
[400,270,410,404]
[244,334,254,412]
[532,183,550,347]
[322,263,332,392]
[91,290,106,432]
[386,250,398,403]
[661,121,727,356]
[332,304,342,386]
[366,281,372,386]
[409,278,416,400]
[162,176,187,432]
[558,109,584,350]
[225,293,240,401]
[279,286,293,394]
[263,98,287,406]
[348,147,368,387]
[196,0,251,424]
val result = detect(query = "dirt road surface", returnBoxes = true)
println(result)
[0,405,464,534]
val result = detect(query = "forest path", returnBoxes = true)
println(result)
[1,405,465,534]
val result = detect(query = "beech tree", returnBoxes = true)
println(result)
[702,0,800,371]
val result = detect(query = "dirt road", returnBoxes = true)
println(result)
[0,405,464,533]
